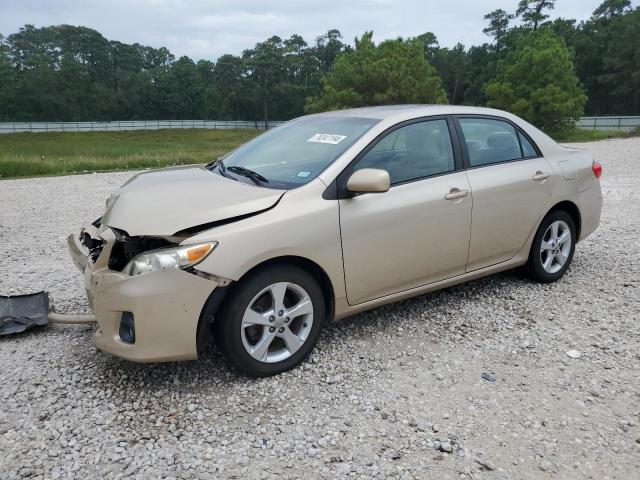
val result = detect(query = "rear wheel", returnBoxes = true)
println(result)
[215,265,324,377]
[526,210,576,283]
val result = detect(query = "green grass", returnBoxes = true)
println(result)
[0,128,261,179]
[551,128,635,143]
[1,126,636,179]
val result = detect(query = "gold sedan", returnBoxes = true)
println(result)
[68,106,603,376]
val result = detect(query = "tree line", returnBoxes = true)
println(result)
[0,0,638,131]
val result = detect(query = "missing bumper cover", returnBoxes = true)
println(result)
[0,292,49,335]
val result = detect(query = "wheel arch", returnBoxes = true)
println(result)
[196,255,336,355]
[547,200,582,240]
[236,256,336,323]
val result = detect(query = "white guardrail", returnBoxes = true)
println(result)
[0,117,638,134]
[0,120,285,134]
[576,116,640,132]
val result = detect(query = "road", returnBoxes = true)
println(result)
[1,137,639,479]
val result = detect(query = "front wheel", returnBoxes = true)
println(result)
[215,265,325,377]
[526,210,576,283]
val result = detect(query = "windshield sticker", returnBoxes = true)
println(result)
[307,133,347,145]
[296,171,311,178]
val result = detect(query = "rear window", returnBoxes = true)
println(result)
[459,118,522,167]
[519,131,538,157]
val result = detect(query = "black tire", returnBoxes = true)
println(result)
[214,265,325,377]
[526,210,576,283]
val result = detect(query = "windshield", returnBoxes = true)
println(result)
[217,116,380,188]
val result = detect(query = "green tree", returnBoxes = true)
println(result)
[242,36,287,124]
[483,9,512,52]
[516,1,556,30]
[547,18,579,45]
[568,2,639,115]
[153,56,202,119]
[0,35,17,121]
[416,31,439,61]
[463,44,495,105]
[484,29,586,132]
[56,52,88,119]
[431,44,470,104]
[306,32,447,112]
[314,30,347,76]
[4,10,639,121]
[213,54,245,120]
[417,32,495,107]
[598,7,640,114]
[592,0,632,20]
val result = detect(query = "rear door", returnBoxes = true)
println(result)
[455,116,555,271]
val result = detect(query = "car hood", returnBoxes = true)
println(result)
[101,165,285,236]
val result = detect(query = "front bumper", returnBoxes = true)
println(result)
[67,229,217,362]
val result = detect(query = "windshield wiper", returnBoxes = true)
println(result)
[208,159,268,186]
[206,158,225,172]
[227,166,269,186]
[208,158,233,180]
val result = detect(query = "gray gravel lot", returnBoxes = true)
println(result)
[1,137,639,479]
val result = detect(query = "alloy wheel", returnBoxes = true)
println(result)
[539,220,572,274]
[240,282,314,363]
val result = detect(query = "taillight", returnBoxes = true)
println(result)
[592,161,602,179]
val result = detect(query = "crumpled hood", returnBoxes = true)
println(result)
[101,165,285,236]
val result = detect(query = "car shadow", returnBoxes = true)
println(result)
[83,268,535,390]
[325,269,531,336]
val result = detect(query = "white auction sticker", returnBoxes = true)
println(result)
[307,133,347,145]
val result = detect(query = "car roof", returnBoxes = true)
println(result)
[312,104,513,120]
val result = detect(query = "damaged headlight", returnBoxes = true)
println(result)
[123,242,217,276]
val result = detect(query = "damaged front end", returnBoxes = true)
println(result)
[64,165,290,362]
[68,218,103,273]
[69,220,181,306]
[70,219,189,279]
[67,219,225,362]
[106,227,177,272]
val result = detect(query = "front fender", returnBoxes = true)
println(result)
[188,180,346,303]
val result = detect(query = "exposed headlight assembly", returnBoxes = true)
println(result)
[123,242,217,276]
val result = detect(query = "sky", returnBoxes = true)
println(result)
[0,0,631,60]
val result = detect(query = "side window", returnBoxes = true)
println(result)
[459,118,522,167]
[354,119,455,184]
[368,130,398,153]
[519,131,538,158]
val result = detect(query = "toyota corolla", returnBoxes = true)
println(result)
[68,105,602,376]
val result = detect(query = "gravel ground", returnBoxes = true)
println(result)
[1,138,639,480]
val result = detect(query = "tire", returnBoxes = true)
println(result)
[214,265,325,377]
[526,210,576,283]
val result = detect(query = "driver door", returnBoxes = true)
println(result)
[338,118,472,305]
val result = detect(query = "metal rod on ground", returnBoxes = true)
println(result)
[48,312,96,324]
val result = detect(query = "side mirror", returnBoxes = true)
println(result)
[346,168,390,194]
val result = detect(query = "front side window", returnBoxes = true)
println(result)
[353,119,455,185]
[459,118,523,167]
[218,116,379,189]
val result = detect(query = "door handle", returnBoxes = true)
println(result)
[533,171,550,181]
[444,188,469,200]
